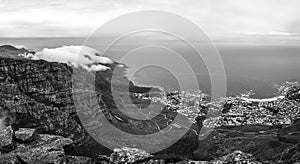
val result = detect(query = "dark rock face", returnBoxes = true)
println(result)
[0,57,101,157]
[15,128,37,142]
[0,55,126,158]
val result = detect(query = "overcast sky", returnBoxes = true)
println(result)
[0,0,300,42]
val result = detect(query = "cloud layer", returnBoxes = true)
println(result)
[28,45,113,71]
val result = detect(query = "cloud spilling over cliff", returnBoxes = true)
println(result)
[25,45,113,71]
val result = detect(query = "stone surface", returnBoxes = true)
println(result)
[66,155,92,164]
[12,134,73,163]
[0,126,14,152]
[15,128,37,142]
[0,127,75,164]
[209,151,262,164]
[110,147,153,163]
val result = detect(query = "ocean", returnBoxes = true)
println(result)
[1,37,299,98]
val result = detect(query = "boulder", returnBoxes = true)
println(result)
[15,128,37,142]
[0,126,14,152]
[12,134,73,163]
[0,127,93,164]
[111,147,153,163]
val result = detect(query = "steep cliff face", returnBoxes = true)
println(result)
[0,57,108,157]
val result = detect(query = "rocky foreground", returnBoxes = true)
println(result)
[0,45,299,163]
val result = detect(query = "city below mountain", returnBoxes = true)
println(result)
[0,45,299,163]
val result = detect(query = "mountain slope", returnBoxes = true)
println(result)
[0,45,199,160]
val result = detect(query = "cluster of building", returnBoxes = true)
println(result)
[133,90,208,123]
[132,88,300,128]
[204,95,300,127]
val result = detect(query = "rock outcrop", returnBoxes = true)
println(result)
[0,128,74,164]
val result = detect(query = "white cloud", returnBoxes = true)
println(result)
[14,45,25,49]
[31,45,113,71]
[18,53,38,60]
[82,64,111,71]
